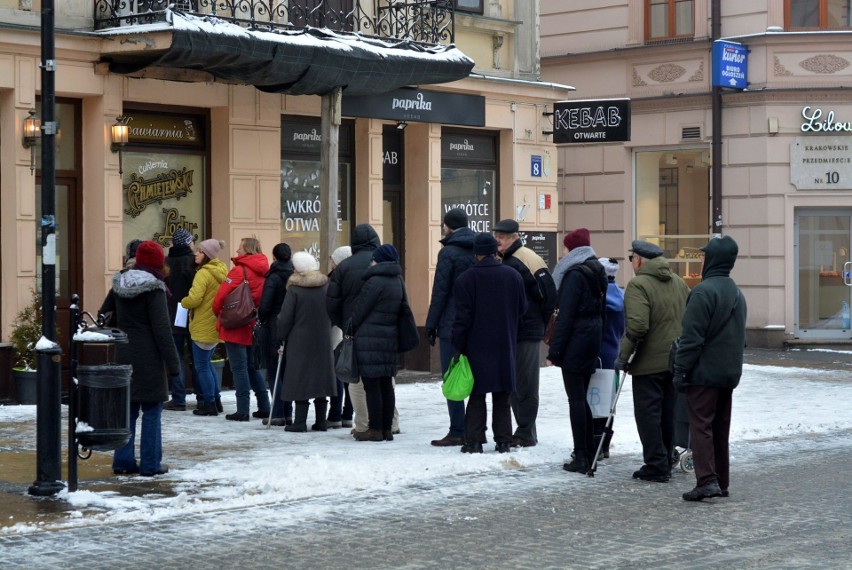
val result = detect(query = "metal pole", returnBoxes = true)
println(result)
[67,295,80,492]
[319,88,341,274]
[710,0,723,236]
[29,0,64,497]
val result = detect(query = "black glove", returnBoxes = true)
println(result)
[672,371,687,393]
[426,328,438,347]
[613,358,628,373]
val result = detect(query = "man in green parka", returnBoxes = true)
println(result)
[673,235,747,501]
[615,240,690,483]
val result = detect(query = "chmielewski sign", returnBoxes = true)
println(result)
[342,88,485,127]
[552,99,630,144]
[712,40,748,89]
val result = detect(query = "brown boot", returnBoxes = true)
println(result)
[383,430,394,441]
[353,428,384,442]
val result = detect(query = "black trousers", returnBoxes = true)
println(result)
[464,391,512,445]
[561,371,594,459]
[362,376,395,431]
[686,385,733,489]
[632,372,675,475]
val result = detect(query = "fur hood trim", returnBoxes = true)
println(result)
[287,270,329,289]
[112,269,167,298]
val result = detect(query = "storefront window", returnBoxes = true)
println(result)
[635,149,710,283]
[441,130,498,233]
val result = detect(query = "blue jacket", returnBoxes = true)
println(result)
[599,279,625,369]
[425,227,475,338]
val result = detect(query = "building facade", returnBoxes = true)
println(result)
[542,0,852,347]
[0,1,569,390]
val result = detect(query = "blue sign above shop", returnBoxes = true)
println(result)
[712,40,748,89]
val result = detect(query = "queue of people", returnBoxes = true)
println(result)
[107,223,745,502]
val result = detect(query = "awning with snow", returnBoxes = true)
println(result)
[101,12,475,96]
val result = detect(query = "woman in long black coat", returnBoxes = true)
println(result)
[258,242,294,425]
[349,244,405,442]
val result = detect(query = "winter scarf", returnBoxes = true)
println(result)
[553,245,597,290]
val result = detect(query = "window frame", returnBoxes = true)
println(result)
[645,0,695,42]
[785,0,852,30]
[454,0,483,15]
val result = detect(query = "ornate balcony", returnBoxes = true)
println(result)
[93,0,457,46]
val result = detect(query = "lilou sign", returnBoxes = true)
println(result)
[800,106,852,133]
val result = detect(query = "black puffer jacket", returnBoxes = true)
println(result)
[349,261,404,378]
[258,259,295,324]
[425,227,475,338]
[165,244,196,334]
[327,224,381,328]
[546,256,607,375]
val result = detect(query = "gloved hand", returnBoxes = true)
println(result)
[426,328,438,347]
[672,371,688,393]
[613,358,628,373]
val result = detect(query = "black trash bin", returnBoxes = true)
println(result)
[76,364,132,451]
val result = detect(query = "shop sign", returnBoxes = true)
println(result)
[800,106,852,133]
[790,136,852,190]
[442,133,496,162]
[552,99,630,144]
[342,88,485,127]
[124,112,203,147]
[520,231,557,271]
[712,40,748,89]
[281,118,354,156]
[441,201,492,233]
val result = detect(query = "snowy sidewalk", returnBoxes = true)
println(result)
[1,361,851,535]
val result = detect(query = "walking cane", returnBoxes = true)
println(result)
[266,343,284,430]
[588,344,640,477]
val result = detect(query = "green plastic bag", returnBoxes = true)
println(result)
[442,354,474,401]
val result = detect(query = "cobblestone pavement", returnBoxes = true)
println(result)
[1,429,850,569]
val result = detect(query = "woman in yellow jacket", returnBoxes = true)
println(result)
[181,239,228,416]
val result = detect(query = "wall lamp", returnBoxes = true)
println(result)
[110,115,130,175]
[22,109,40,174]
[396,121,407,131]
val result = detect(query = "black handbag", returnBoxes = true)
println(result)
[334,326,360,384]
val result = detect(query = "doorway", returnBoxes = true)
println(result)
[382,125,405,268]
[795,209,852,338]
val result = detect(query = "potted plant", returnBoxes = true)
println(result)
[9,287,42,404]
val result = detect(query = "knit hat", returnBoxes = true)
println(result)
[599,257,619,279]
[331,246,352,266]
[292,251,319,273]
[563,228,590,250]
[134,240,165,269]
[197,239,222,260]
[493,219,519,234]
[272,242,292,263]
[372,244,400,264]
[473,232,498,255]
[125,239,142,261]
[171,227,194,247]
[443,208,468,231]
[629,240,663,260]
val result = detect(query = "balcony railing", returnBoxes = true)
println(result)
[93,0,456,46]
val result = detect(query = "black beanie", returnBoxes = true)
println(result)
[473,232,498,256]
[272,242,292,263]
[443,208,468,230]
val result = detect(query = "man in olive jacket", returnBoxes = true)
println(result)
[673,235,746,501]
[615,240,690,483]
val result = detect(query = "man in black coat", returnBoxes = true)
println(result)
[673,235,747,501]
[494,218,557,448]
[258,242,294,425]
[452,233,527,454]
[426,208,475,447]
[164,227,198,411]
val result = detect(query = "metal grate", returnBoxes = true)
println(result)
[681,126,701,140]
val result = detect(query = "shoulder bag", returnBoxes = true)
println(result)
[335,323,360,384]
[219,267,257,329]
[543,309,559,346]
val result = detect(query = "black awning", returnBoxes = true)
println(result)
[105,12,474,96]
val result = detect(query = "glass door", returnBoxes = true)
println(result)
[795,210,852,338]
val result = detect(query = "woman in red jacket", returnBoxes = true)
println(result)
[213,237,271,421]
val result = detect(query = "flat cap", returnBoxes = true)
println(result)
[493,219,519,234]
[629,240,664,260]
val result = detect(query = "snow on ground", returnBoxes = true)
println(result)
[1,363,850,534]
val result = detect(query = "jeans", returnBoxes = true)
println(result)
[440,336,465,439]
[113,401,163,474]
[561,370,594,460]
[191,342,218,405]
[226,341,270,416]
[266,351,292,420]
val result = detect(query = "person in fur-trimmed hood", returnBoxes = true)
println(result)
[110,240,181,477]
[277,252,337,432]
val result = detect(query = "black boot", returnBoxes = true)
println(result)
[285,402,309,432]
[192,401,218,416]
[602,431,613,459]
[311,398,328,431]
[563,451,590,473]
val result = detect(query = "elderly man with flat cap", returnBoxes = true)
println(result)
[615,240,690,483]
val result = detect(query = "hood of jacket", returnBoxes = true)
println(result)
[233,252,270,277]
[351,224,381,254]
[112,269,166,298]
[636,256,676,282]
[439,226,475,249]
[363,261,403,280]
[287,269,328,288]
[701,235,738,279]
[266,259,294,280]
[200,258,229,284]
